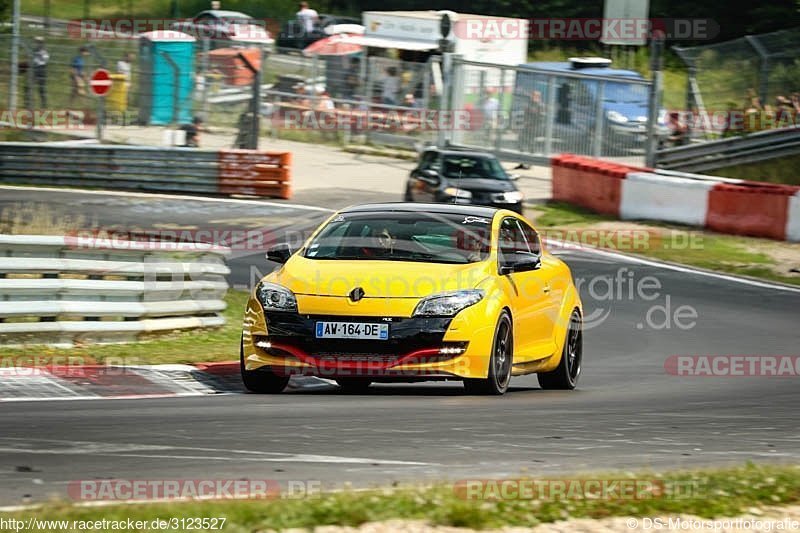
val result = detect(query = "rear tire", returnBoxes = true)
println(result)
[537,310,582,390]
[404,185,414,202]
[463,311,513,395]
[240,337,290,394]
[336,378,372,393]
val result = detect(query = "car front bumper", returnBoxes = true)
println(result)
[242,295,496,380]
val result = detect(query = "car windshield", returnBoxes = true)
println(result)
[441,155,509,180]
[601,81,648,104]
[304,212,493,264]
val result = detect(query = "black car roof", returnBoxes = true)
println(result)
[340,202,501,217]
[423,148,496,159]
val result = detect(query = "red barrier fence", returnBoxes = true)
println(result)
[706,182,795,240]
[218,150,292,199]
[550,154,800,242]
[551,154,650,217]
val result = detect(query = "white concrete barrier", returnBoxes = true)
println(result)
[787,191,800,242]
[620,172,716,227]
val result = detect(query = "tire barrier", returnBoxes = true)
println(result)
[0,143,293,200]
[551,154,800,242]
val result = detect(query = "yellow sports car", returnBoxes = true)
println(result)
[241,203,583,395]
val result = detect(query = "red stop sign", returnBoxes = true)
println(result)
[89,69,112,97]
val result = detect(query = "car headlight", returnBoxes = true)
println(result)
[413,290,484,317]
[495,190,524,203]
[443,187,473,200]
[256,282,298,312]
[607,110,628,124]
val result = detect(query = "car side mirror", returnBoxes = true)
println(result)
[508,173,520,181]
[266,243,293,264]
[500,251,541,275]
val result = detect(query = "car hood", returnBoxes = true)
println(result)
[604,101,648,123]
[271,255,491,299]
[455,178,516,193]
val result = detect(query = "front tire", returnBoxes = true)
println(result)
[464,311,513,395]
[537,310,582,390]
[240,337,290,394]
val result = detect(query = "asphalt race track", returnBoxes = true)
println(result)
[0,186,799,505]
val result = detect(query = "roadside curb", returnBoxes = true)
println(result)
[0,362,331,402]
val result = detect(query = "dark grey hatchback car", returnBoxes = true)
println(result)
[404,149,525,213]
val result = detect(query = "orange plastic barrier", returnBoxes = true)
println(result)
[706,181,797,240]
[551,154,649,217]
[218,150,292,199]
[208,48,262,86]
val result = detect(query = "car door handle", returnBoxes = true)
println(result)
[543,284,551,294]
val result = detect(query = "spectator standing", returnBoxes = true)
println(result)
[482,87,500,131]
[32,37,49,108]
[665,112,688,146]
[381,67,399,106]
[69,46,90,103]
[116,52,133,109]
[116,52,132,78]
[519,90,544,153]
[296,2,319,36]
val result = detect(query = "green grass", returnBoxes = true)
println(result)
[0,290,248,364]
[531,202,800,286]
[710,154,800,186]
[4,464,800,531]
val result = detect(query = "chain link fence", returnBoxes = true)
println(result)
[0,24,444,149]
[449,58,654,164]
[673,27,800,137]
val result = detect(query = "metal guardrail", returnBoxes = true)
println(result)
[655,126,800,173]
[0,143,219,194]
[0,234,230,346]
[0,143,292,197]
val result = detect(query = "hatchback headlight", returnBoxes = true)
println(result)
[257,282,297,312]
[443,187,473,199]
[413,290,484,317]
[495,191,524,203]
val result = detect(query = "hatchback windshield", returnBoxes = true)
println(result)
[304,212,493,264]
[441,156,509,180]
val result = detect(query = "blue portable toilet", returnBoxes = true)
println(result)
[138,30,196,125]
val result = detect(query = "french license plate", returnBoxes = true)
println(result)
[315,322,389,340]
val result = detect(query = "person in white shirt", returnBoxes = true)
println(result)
[116,52,132,78]
[482,87,500,130]
[381,67,399,106]
[296,2,319,35]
